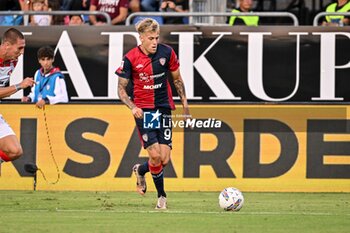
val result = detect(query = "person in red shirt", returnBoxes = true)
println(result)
[89,0,129,25]
[116,18,190,210]
[0,28,35,164]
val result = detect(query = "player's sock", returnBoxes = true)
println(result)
[149,162,166,198]
[0,150,10,162]
[138,161,149,176]
[152,171,166,198]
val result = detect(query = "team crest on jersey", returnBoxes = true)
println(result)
[46,85,50,90]
[159,58,166,66]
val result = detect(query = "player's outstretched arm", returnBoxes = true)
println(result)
[117,77,143,119]
[0,77,35,99]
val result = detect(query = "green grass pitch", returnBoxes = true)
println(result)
[0,191,349,233]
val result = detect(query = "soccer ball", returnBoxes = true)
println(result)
[218,187,244,211]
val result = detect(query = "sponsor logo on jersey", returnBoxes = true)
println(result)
[139,73,149,82]
[143,83,163,89]
[139,72,165,82]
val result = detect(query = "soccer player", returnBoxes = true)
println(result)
[0,28,36,164]
[116,18,190,210]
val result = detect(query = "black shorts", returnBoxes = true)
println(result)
[135,108,172,149]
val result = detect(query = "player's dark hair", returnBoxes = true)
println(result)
[1,28,24,45]
[37,46,54,59]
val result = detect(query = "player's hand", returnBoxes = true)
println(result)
[132,107,143,119]
[36,99,46,109]
[19,77,36,89]
[183,106,191,120]
[21,96,30,102]
[183,106,192,128]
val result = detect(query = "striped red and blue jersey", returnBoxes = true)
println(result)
[116,43,179,110]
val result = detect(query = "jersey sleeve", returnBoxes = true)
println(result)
[48,75,69,104]
[115,57,132,79]
[168,48,180,72]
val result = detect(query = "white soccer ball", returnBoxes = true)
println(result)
[218,187,244,211]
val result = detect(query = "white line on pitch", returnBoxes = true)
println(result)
[9,209,348,216]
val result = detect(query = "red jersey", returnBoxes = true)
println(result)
[90,0,129,21]
[116,44,179,110]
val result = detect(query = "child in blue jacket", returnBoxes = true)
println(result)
[21,46,68,108]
